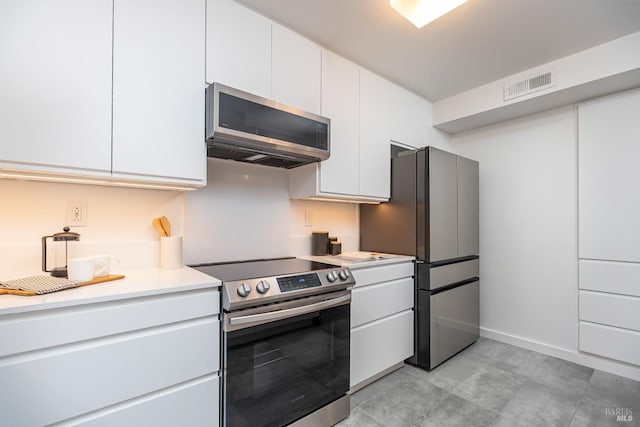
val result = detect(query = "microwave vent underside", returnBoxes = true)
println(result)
[207,144,311,169]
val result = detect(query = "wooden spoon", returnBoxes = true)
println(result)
[152,217,167,237]
[160,216,171,237]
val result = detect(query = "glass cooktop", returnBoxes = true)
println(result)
[190,257,340,282]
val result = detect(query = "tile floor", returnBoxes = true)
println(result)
[338,338,640,426]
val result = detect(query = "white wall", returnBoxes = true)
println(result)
[451,106,579,352]
[183,158,359,265]
[434,31,640,133]
[0,180,183,278]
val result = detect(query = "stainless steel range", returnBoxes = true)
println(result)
[191,257,355,427]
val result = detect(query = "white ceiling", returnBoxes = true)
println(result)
[235,0,640,101]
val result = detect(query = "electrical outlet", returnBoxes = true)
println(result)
[66,202,88,226]
[305,210,313,227]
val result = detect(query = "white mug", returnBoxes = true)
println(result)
[68,258,95,282]
[89,255,119,277]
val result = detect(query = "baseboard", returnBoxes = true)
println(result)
[480,327,640,381]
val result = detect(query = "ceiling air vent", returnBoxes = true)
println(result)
[503,71,555,101]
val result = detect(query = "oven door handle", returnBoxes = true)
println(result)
[228,294,351,329]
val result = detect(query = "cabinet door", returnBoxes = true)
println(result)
[80,377,219,427]
[579,89,640,263]
[580,322,640,366]
[0,0,112,173]
[390,83,430,148]
[319,50,359,196]
[350,310,413,388]
[206,0,271,99]
[457,156,479,257]
[429,148,458,262]
[112,0,205,184]
[359,68,390,199]
[272,24,321,115]
[351,278,413,328]
[0,319,219,426]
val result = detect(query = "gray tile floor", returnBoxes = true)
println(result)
[338,338,640,426]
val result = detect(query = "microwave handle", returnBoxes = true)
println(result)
[227,294,351,330]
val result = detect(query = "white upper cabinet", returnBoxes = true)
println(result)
[0,0,112,174]
[206,0,271,99]
[390,83,430,148]
[318,50,360,196]
[289,50,391,202]
[113,0,206,185]
[0,0,204,189]
[579,88,640,263]
[271,24,322,115]
[359,69,390,199]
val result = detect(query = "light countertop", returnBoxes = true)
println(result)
[302,251,415,270]
[0,267,220,315]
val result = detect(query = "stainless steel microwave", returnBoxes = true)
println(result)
[205,83,330,169]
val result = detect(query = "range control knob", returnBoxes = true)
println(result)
[256,280,270,294]
[338,269,350,281]
[237,283,251,297]
[326,271,338,283]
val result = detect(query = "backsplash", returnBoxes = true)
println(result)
[0,179,183,279]
[184,158,358,265]
[0,159,359,279]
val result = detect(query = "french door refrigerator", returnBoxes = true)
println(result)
[360,146,479,370]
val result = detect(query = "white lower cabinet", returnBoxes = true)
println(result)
[578,259,640,367]
[78,376,220,427]
[580,322,640,367]
[351,278,413,327]
[351,311,414,388]
[0,288,220,426]
[349,261,414,389]
[580,291,640,332]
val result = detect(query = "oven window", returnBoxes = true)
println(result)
[224,305,350,427]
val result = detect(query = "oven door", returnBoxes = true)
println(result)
[222,291,351,427]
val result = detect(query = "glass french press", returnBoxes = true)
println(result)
[41,227,81,278]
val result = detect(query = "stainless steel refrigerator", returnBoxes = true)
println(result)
[360,146,479,370]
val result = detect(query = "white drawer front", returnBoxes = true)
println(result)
[77,375,219,427]
[351,261,413,288]
[351,277,413,328]
[579,259,640,296]
[350,310,413,387]
[580,291,640,332]
[580,321,640,366]
[0,318,219,427]
[0,289,219,357]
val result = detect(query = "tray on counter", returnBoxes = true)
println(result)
[0,275,125,296]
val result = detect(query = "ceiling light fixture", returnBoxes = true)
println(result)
[390,0,468,28]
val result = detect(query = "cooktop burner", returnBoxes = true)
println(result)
[190,257,354,311]
[190,257,339,282]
